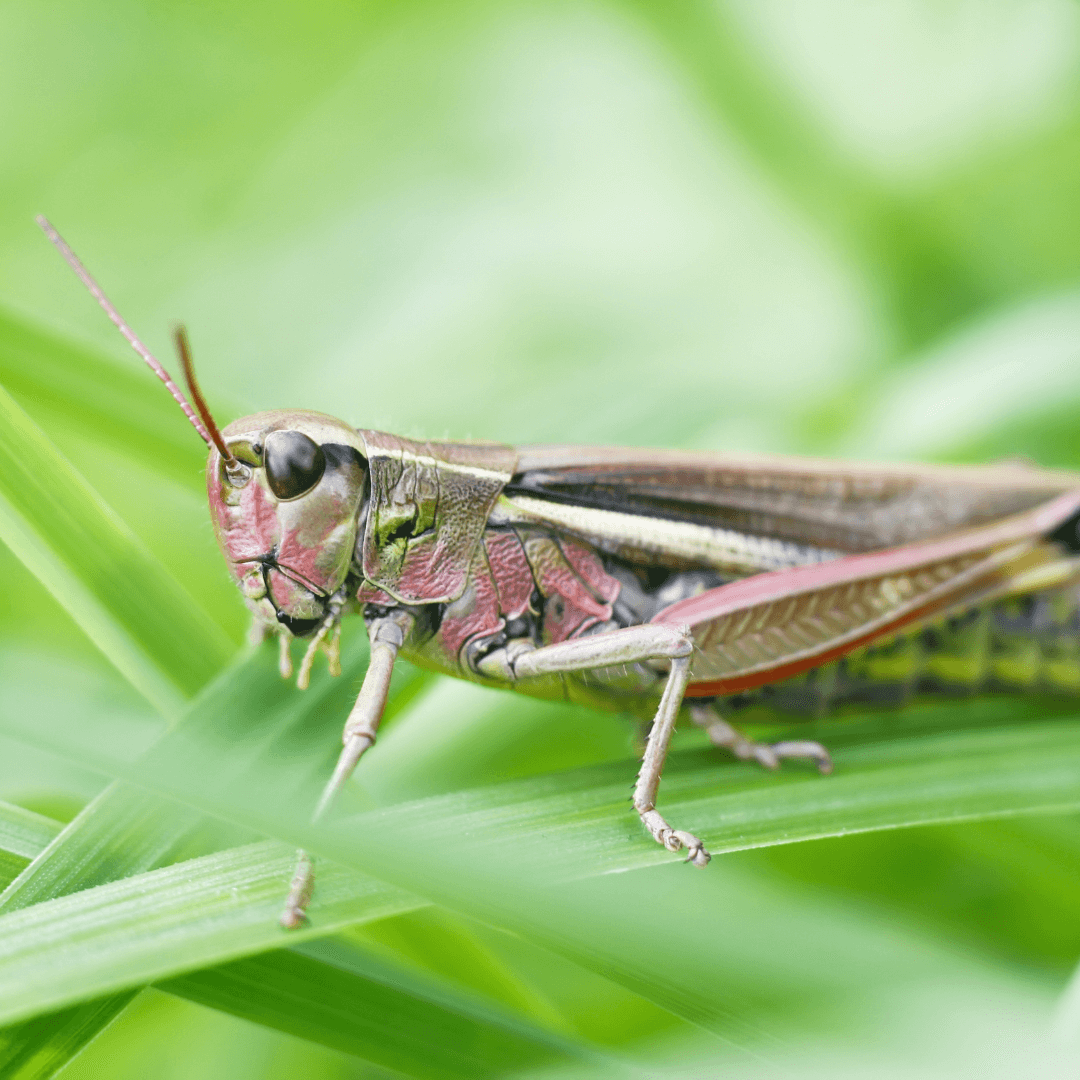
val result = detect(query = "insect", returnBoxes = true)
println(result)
[38,218,1080,929]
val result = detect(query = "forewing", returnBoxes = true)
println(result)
[512,446,1080,554]
[648,489,1080,696]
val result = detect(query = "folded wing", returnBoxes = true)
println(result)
[645,489,1080,696]
[512,446,1080,555]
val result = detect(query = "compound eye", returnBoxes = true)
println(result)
[264,430,326,501]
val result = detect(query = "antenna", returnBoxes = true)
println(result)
[173,325,239,468]
[35,216,232,462]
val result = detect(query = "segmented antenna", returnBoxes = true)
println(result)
[172,325,239,468]
[35,216,232,463]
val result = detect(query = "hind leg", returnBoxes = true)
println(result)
[688,703,832,774]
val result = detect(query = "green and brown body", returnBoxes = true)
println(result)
[207,418,1080,725]
[41,215,1080,924]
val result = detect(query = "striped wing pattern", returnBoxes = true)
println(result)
[681,543,1034,692]
[650,487,1080,696]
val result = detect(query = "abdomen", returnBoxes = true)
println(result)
[718,584,1080,720]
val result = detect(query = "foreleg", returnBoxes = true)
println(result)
[279,609,413,929]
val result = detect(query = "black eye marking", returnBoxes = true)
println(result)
[264,430,326,501]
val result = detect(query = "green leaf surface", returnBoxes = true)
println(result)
[0,801,61,886]
[0,997,136,1080]
[1,638,1079,1048]
[0,780,597,1080]
[0,782,219,1080]
[0,636,430,1077]
[0,840,420,1027]
[0,781,614,1079]
[163,938,618,1080]
[0,308,210,489]
[0,383,232,713]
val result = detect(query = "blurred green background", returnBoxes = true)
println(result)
[5,1,1080,1077]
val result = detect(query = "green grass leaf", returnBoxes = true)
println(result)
[0,383,233,713]
[1,637,1079,1048]
[0,309,210,489]
[0,802,62,889]
[0,782,221,1080]
[0,840,418,1026]
[0,784,613,1079]
[164,937,618,1080]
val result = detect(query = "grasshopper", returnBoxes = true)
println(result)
[39,218,1080,928]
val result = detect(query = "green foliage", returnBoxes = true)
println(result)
[3,1,1080,1077]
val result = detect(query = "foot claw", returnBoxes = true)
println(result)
[672,830,711,866]
[279,905,308,930]
[770,740,832,774]
[640,810,711,866]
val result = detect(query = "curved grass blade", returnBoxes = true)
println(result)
[132,697,1080,882]
[0,786,210,915]
[0,788,606,1079]
[0,640,431,1078]
[0,833,624,1077]
[0,841,420,1026]
[0,309,208,489]
[2,639,1080,1045]
[163,937,622,1080]
[0,803,1047,1061]
[0,802,62,889]
[0,783,215,1080]
[0,382,233,713]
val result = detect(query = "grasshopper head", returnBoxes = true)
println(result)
[208,410,368,637]
[34,220,370,640]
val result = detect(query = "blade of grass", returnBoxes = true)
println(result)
[0,785,210,914]
[0,382,232,712]
[0,646,274,1080]
[5,624,1080,1046]
[163,937,622,1080]
[0,840,421,1025]
[301,714,1080,1042]
[2,647,1080,1046]
[0,999,141,1080]
[134,698,1080,882]
[0,790,606,1078]
[0,830,626,1078]
[0,804,1038,1060]
[0,637,430,1080]
[0,309,209,489]
[0,783,216,1080]
[0,803,62,889]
